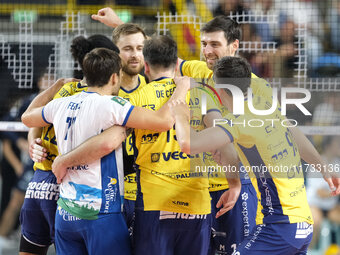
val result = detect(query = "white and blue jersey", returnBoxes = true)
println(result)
[42,91,134,220]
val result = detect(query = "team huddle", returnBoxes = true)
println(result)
[19,7,340,255]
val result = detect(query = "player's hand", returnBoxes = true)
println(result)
[323,175,340,196]
[52,156,68,184]
[91,7,124,28]
[29,138,47,162]
[212,150,222,165]
[173,76,191,92]
[215,179,241,218]
[169,100,189,119]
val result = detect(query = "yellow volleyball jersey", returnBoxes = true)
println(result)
[216,97,313,225]
[180,60,274,190]
[189,86,228,190]
[33,81,88,171]
[118,74,146,201]
[126,77,210,214]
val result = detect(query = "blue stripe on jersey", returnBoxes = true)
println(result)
[216,125,234,143]
[41,107,52,124]
[238,144,290,224]
[120,76,141,93]
[100,150,122,214]
[179,60,186,76]
[206,109,221,114]
[122,105,135,126]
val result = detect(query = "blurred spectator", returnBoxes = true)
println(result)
[241,23,273,78]
[276,0,324,70]
[273,20,298,78]
[306,136,340,249]
[312,93,340,151]
[212,0,248,18]
[0,70,50,251]
[313,53,340,77]
[326,0,340,53]
[313,93,340,126]
[249,0,281,41]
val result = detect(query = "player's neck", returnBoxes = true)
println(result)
[221,90,233,112]
[120,72,139,91]
[149,70,174,81]
[87,85,115,96]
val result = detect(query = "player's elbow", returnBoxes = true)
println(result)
[178,138,190,155]
[21,112,33,128]
[154,118,174,132]
[99,133,126,155]
[100,140,119,155]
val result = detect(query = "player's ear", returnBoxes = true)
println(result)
[174,58,179,74]
[110,73,119,86]
[230,39,239,56]
[144,61,150,75]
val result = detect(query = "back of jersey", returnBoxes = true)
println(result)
[34,81,88,172]
[127,77,210,215]
[43,92,134,220]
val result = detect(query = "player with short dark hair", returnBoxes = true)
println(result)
[21,47,189,255]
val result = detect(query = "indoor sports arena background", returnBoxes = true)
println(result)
[0,1,339,255]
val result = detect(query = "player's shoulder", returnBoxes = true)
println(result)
[181,60,212,78]
[53,81,88,99]
[138,74,147,87]
[108,95,130,107]
[182,59,207,68]
[250,73,273,98]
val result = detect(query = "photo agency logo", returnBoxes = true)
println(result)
[199,79,312,128]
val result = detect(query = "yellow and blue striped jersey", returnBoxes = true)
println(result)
[33,81,88,171]
[180,60,273,190]
[217,96,313,225]
[126,77,211,214]
[118,74,146,201]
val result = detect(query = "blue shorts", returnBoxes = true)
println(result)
[123,198,135,235]
[16,161,34,192]
[235,222,313,255]
[134,209,211,255]
[20,169,59,246]
[209,183,257,255]
[55,207,131,255]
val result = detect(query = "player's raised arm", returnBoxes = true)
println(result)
[91,7,124,28]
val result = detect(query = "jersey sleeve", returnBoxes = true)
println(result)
[180,60,213,78]
[53,81,88,99]
[42,99,61,124]
[215,114,240,143]
[108,96,135,126]
[205,89,221,114]
[124,86,148,108]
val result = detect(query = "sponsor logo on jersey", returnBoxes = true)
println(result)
[124,174,136,183]
[241,192,251,237]
[159,210,207,220]
[151,153,160,163]
[151,151,192,162]
[295,222,313,239]
[172,200,189,207]
[25,180,60,200]
[103,177,118,213]
[111,96,127,106]
[58,206,81,221]
[67,164,89,171]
